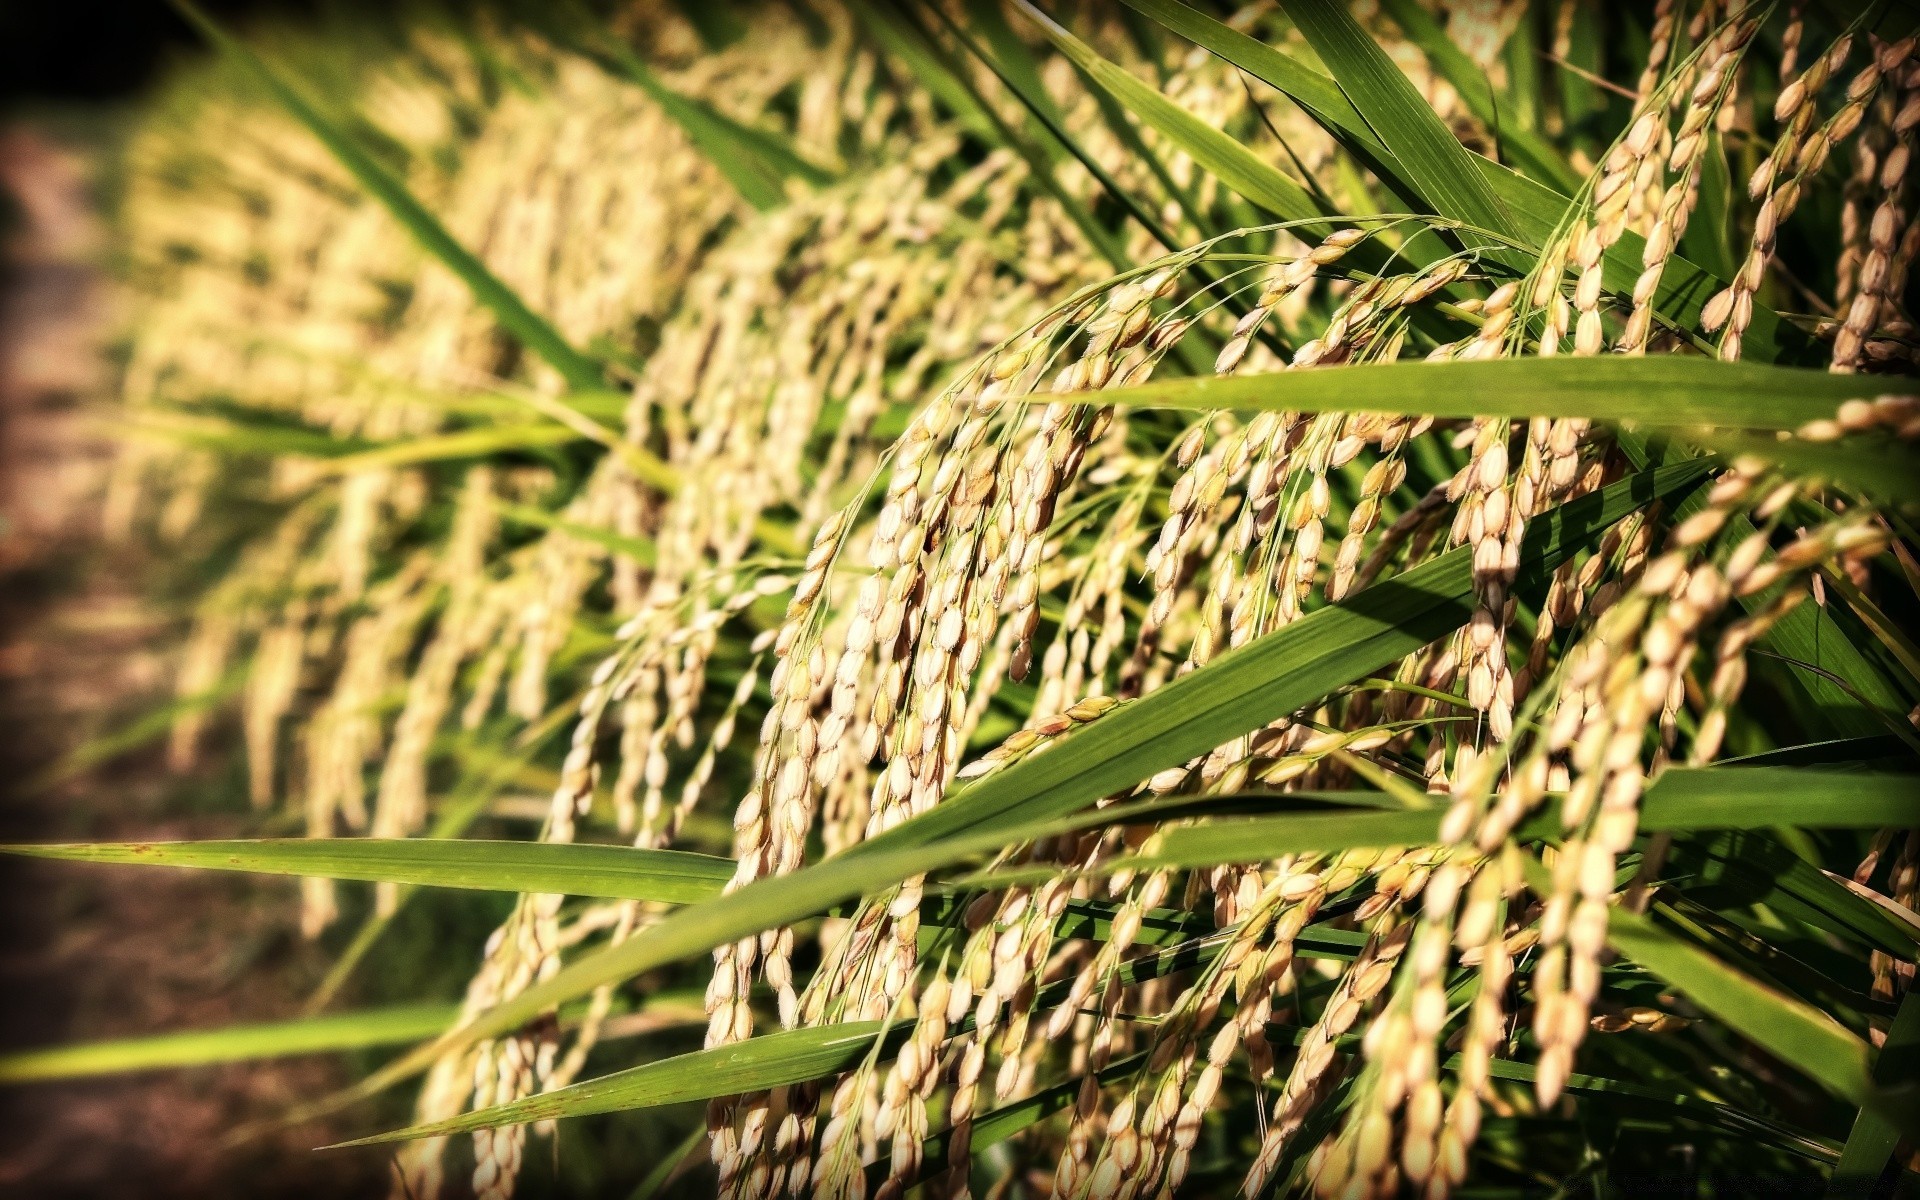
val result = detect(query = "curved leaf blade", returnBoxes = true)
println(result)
[1149,768,1920,869]
[1608,902,1894,1122]
[330,1021,898,1147]
[1,840,735,906]
[1010,0,1323,226]
[1281,0,1514,240]
[0,1004,458,1084]
[1070,355,1885,432]
[1374,0,1580,192]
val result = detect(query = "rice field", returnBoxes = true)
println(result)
[4,1,1920,1196]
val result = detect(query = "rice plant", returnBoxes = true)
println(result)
[8,0,1920,1196]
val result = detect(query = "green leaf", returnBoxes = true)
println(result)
[330,1021,899,1147]
[1607,900,1900,1126]
[542,2,837,208]
[337,908,1338,1146]
[1681,129,1736,280]
[1689,428,1920,507]
[965,0,1065,130]
[849,0,998,143]
[1616,431,1910,740]
[0,1004,458,1083]
[1148,767,1920,870]
[1374,0,1581,192]
[1009,0,1324,227]
[939,1,1180,255]
[1828,987,1920,1195]
[170,0,606,391]
[1637,767,1920,832]
[0,839,735,906]
[1675,832,1920,958]
[1052,356,1887,433]
[1280,0,1515,241]
[341,874,1853,1150]
[858,0,1132,270]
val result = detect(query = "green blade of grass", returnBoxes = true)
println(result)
[1690,428,1920,507]
[0,1004,459,1083]
[1147,767,1920,869]
[935,0,1180,255]
[1827,986,1920,1195]
[1010,0,1325,228]
[0,840,735,906]
[339,894,1853,1150]
[1374,0,1581,192]
[171,0,605,391]
[330,1021,900,1147]
[1607,899,1908,1129]
[856,0,1131,269]
[537,1,837,207]
[1615,431,1911,742]
[963,0,1065,130]
[849,0,998,142]
[1674,832,1920,958]
[1513,844,1915,1133]
[1043,355,1889,432]
[856,461,1709,856]
[1682,128,1736,280]
[1,990,707,1085]
[333,908,1308,1147]
[1280,0,1515,241]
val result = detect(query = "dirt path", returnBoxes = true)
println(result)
[0,125,389,1200]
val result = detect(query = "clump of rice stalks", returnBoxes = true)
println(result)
[11,2,1920,1199]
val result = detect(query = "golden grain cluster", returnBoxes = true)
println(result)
[65,1,1920,1197]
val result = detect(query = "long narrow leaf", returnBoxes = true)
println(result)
[1607,901,1895,1122]
[1010,0,1324,227]
[1280,0,1514,240]
[1675,833,1920,958]
[1374,0,1580,192]
[1048,356,1887,431]
[332,1021,900,1146]
[313,424,582,475]
[539,1,836,207]
[1828,987,1920,1194]
[858,461,1711,856]
[342,901,1855,1149]
[1617,431,1911,739]
[0,1004,458,1083]
[495,502,659,567]
[1149,768,1920,869]
[1,840,734,906]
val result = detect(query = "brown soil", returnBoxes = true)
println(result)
[0,124,390,1200]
